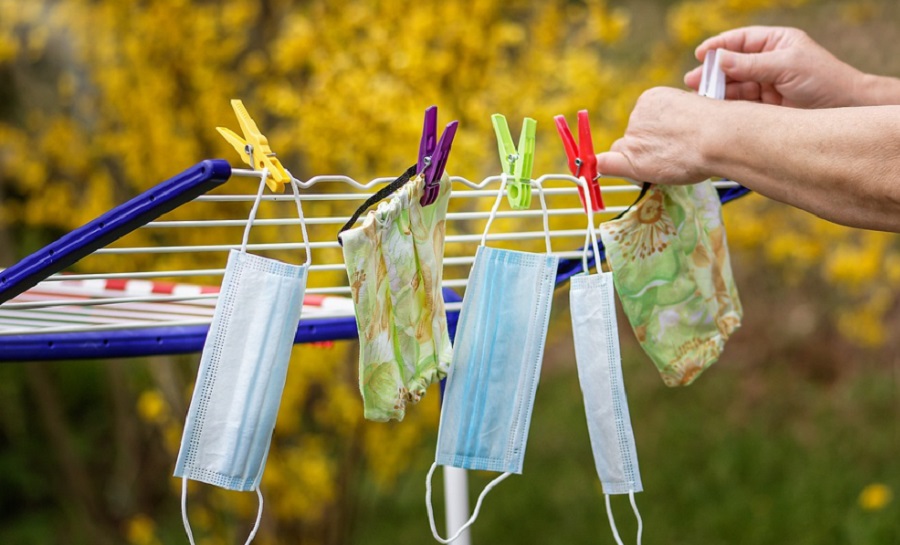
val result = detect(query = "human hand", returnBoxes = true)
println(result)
[595,87,719,185]
[684,26,864,108]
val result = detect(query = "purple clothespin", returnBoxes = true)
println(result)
[418,105,458,206]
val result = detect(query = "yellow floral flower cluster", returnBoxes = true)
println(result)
[4,0,873,542]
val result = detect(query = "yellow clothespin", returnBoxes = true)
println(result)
[216,99,291,193]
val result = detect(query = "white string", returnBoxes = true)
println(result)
[181,478,196,545]
[579,177,601,272]
[425,462,511,544]
[181,478,265,545]
[239,169,311,266]
[240,169,270,253]
[534,181,552,254]
[630,491,643,545]
[605,494,625,545]
[287,177,313,267]
[479,173,509,247]
[479,174,553,254]
[244,487,264,545]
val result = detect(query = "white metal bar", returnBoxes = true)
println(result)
[0,318,213,336]
[41,269,226,281]
[444,467,472,545]
[1,293,218,310]
[95,228,599,255]
[145,207,590,229]
[5,296,214,319]
[0,309,147,326]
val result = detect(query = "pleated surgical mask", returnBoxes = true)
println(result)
[571,182,643,545]
[599,182,742,386]
[174,171,311,545]
[426,175,558,543]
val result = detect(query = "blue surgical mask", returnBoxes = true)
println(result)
[174,172,311,545]
[571,184,643,545]
[426,175,558,543]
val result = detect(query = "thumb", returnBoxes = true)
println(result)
[718,50,782,84]
[596,151,639,183]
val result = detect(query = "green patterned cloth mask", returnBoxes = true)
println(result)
[599,181,742,387]
[340,174,452,421]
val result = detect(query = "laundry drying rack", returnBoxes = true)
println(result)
[0,154,747,545]
[0,159,748,362]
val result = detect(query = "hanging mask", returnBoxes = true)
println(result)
[599,181,742,387]
[339,169,453,422]
[425,176,558,543]
[174,172,311,544]
[571,185,643,544]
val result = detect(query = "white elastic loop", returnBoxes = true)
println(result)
[605,494,626,545]
[243,487,264,545]
[425,462,511,544]
[287,177,313,267]
[479,174,509,247]
[534,181,552,254]
[180,479,264,545]
[181,478,196,545]
[630,491,643,545]
[580,177,601,272]
[240,169,270,253]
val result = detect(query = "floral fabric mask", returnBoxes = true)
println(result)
[599,181,742,386]
[340,174,452,421]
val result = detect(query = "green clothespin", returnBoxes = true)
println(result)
[492,114,536,210]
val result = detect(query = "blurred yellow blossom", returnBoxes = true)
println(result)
[137,390,169,424]
[858,483,893,511]
[125,514,161,545]
[0,0,862,543]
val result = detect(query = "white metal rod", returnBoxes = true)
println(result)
[0,305,204,324]
[1,293,218,310]
[41,269,227,281]
[4,296,214,318]
[94,228,599,255]
[144,207,589,229]
[0,309,141,326]
[0,318,213,336]
[444,467,473,545]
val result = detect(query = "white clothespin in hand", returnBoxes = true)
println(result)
[698,49,726,101]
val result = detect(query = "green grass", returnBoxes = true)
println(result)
[351,337,899,545]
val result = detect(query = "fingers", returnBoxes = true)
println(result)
[717,50,783,84]
[725,81,762,102]
[684,66,702,91]
[760,83,783,106]
[694,25,793,61]
[596,151,638,181]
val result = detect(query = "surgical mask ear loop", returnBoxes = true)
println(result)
[480,173,509,247]
[240,169,269,253]
[240,169,313,267]
[182,479,264,545]
[579,176,602,273]
[480,174,552,255]
[288,176,313,267]
[603,491,644,545]
[534,180,552,255]
[425,462,511,544]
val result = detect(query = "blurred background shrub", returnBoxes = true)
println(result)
[0,0,897,544]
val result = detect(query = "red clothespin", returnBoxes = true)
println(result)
[418,105,458,206]
[554,110,604,211]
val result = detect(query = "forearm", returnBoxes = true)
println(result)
[704,101,900,231]
[853,73,900,106]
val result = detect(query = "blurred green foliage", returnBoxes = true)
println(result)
[0,0,897,544]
